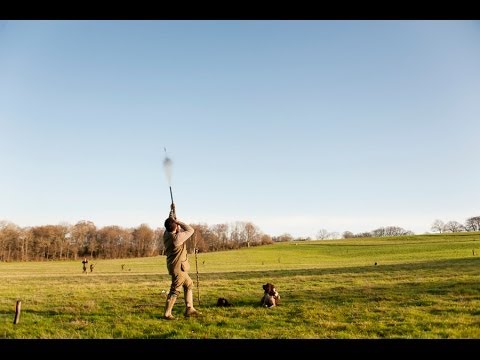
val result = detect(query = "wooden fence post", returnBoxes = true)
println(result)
[13,300,21,325]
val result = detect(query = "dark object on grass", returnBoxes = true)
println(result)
[216,297,232,307]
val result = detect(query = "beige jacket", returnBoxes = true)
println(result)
[163,218,195,275]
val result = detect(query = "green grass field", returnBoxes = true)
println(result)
[1,232,479,339]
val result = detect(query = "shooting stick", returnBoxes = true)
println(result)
[194,233,200,306]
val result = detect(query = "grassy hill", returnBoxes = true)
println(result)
[1,232,479,339]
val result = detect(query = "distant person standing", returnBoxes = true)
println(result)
[82,257,88,273]
[162,202,201,320]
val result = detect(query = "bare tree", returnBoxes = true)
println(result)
[132,224,155,257]
[211,223,229,251]
[259,234,273,245]
[465,216,480,232]
[0,221,21,261]
[355,232,372,238]
[228,222,240,248]
[370,226,412,237]
[244,222,260,247]
[384,226,412,236]
[51,224,71,260]
[431,219,445,233]
[190,223,208,253]
[444,221,464,233]
[371,228,386,237]
[316,229,329,240]
[273,233,293,242]
[71,221,97,258]
[19,227,33,261]
[154,227,165,255]
[328,232,341,240]
[96,225,132,259]
[30,225,57,260]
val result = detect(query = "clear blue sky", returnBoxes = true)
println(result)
[1,20,479,238]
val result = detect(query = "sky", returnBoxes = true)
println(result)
[1,20,479,239]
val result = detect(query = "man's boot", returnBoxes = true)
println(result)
[163,295,177,320]
[184,289,201,317]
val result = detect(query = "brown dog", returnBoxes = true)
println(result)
[216,297,233,307]
[261,283,280,308]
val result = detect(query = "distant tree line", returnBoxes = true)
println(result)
[314,215,480,240]
[341,226,414,239]
[0,220,273,262]
[3,214,479,261]
[430,216,480,234]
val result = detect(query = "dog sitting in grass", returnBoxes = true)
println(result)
[261,283,280,308]
[216,297,233,307]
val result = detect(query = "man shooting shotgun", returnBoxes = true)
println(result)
[162,202,201,319]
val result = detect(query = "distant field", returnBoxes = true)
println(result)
[1,232,479,339]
